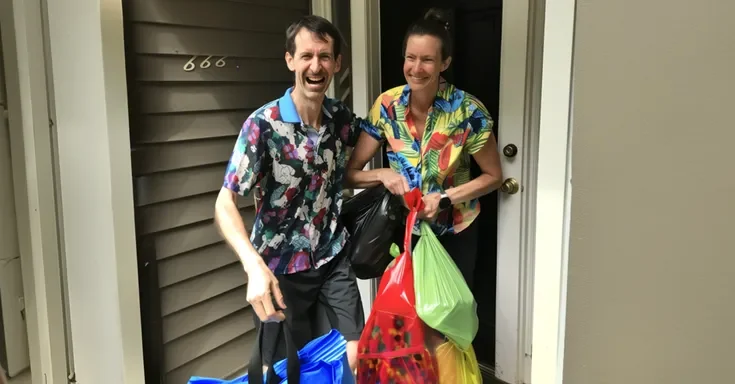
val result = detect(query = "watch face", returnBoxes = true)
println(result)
[439,197,451,210]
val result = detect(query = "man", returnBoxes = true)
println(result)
[214,15,366,369]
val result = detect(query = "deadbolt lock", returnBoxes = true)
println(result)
[503,144,518,158]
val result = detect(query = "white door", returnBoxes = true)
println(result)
[494,0,539,382]
[348,1,540,383]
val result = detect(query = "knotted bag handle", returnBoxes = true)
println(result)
[248,311,301,384]
[402,188,425,258]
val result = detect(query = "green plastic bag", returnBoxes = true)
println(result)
[413,221,479,350]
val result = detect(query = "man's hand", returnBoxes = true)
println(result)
[419,193,442,221]
[379,169,410,196]
[244,259,287,323]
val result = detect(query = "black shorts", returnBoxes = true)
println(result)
[254,251,365,365]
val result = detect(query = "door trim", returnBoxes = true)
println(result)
[529,1,576,383]
[0,0,70,382]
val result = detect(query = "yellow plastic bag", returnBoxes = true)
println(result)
[436,341,483,384]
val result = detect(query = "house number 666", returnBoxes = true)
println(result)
[183,55,228,71]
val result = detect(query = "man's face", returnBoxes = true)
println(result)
[286,28,342,103]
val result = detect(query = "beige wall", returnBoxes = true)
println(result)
[563,1,735,383]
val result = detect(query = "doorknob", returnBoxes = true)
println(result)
[500,178,520,195]
[503,144,518,158]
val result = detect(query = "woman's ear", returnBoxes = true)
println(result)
[441,56,452,72]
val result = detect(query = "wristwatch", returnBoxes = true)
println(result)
[438,192,452,210]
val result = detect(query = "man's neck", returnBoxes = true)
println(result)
[291,90,324,127]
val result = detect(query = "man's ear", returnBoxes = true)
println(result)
[335,54,342,73]
[285,51,295,71]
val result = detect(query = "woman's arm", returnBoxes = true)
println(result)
[421,136,503,219]
[445,134,503,203]
[346,132,410,195]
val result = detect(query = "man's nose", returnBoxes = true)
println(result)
[309,57,321,73]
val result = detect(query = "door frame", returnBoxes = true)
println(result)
[347,0,575,383]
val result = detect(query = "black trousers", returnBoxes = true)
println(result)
[411,218,479,290]
[253,251,364,365]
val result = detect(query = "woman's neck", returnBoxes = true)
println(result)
[409,82,438,114]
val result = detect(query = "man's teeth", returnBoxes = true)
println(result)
[306,77,326,84]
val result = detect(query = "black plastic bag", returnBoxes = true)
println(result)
[341,185,404,279]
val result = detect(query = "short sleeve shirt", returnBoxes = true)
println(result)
[363,81,494,235]
[223,88,364,275]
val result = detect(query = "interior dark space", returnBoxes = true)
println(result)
[378,0,503,373]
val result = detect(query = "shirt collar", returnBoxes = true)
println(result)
[397,78,455,116]
[277,87,333,124]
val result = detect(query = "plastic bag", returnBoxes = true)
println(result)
[341,184,404,279]
[414,221,479,350]
[435,341,482,384]
[356,188,439,383]
[188,326,354,384]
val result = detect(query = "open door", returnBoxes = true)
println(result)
[350,0,542,382]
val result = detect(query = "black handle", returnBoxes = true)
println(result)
[248,317,301,384]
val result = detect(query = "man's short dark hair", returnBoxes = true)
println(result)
[285,15,344,58]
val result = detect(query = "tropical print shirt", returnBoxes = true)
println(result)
[223,88,365,275]
[364,80,494,235]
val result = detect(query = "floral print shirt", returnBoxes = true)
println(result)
[223,88,365,275]
[364,81,494,235]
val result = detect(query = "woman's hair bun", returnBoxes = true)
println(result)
[423,8,450,30]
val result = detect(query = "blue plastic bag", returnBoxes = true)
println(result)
[188,328,354,384]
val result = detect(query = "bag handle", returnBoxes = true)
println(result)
[402,188,425,256]
[248,314,301,384]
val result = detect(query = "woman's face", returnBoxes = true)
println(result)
[403,34,451,93]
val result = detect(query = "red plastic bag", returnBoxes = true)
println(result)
[356,188,439,384]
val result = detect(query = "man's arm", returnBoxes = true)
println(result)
[214,188,262,273]
[215,116,286,322]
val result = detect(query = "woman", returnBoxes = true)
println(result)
[346,8,503,290]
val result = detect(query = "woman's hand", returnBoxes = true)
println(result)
[379,169,410,196]
[419,193,442,220]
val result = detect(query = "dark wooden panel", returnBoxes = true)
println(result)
[164,307,255,371]
[158,243,238,288]
[132,137,234,175]
[130,24,285,58]
[164,332,256,384]
[160,263,247,316]
[134,163,227,206]
[162,286,249,344]
[133,110,249,144]
[134,55,292,83]
[214,0,308,10]
[135,83,289,114]
[147,207,255,260]
[127,0,305,33]
[136,192,253,235]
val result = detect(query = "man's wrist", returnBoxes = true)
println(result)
[237,245,263,274]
